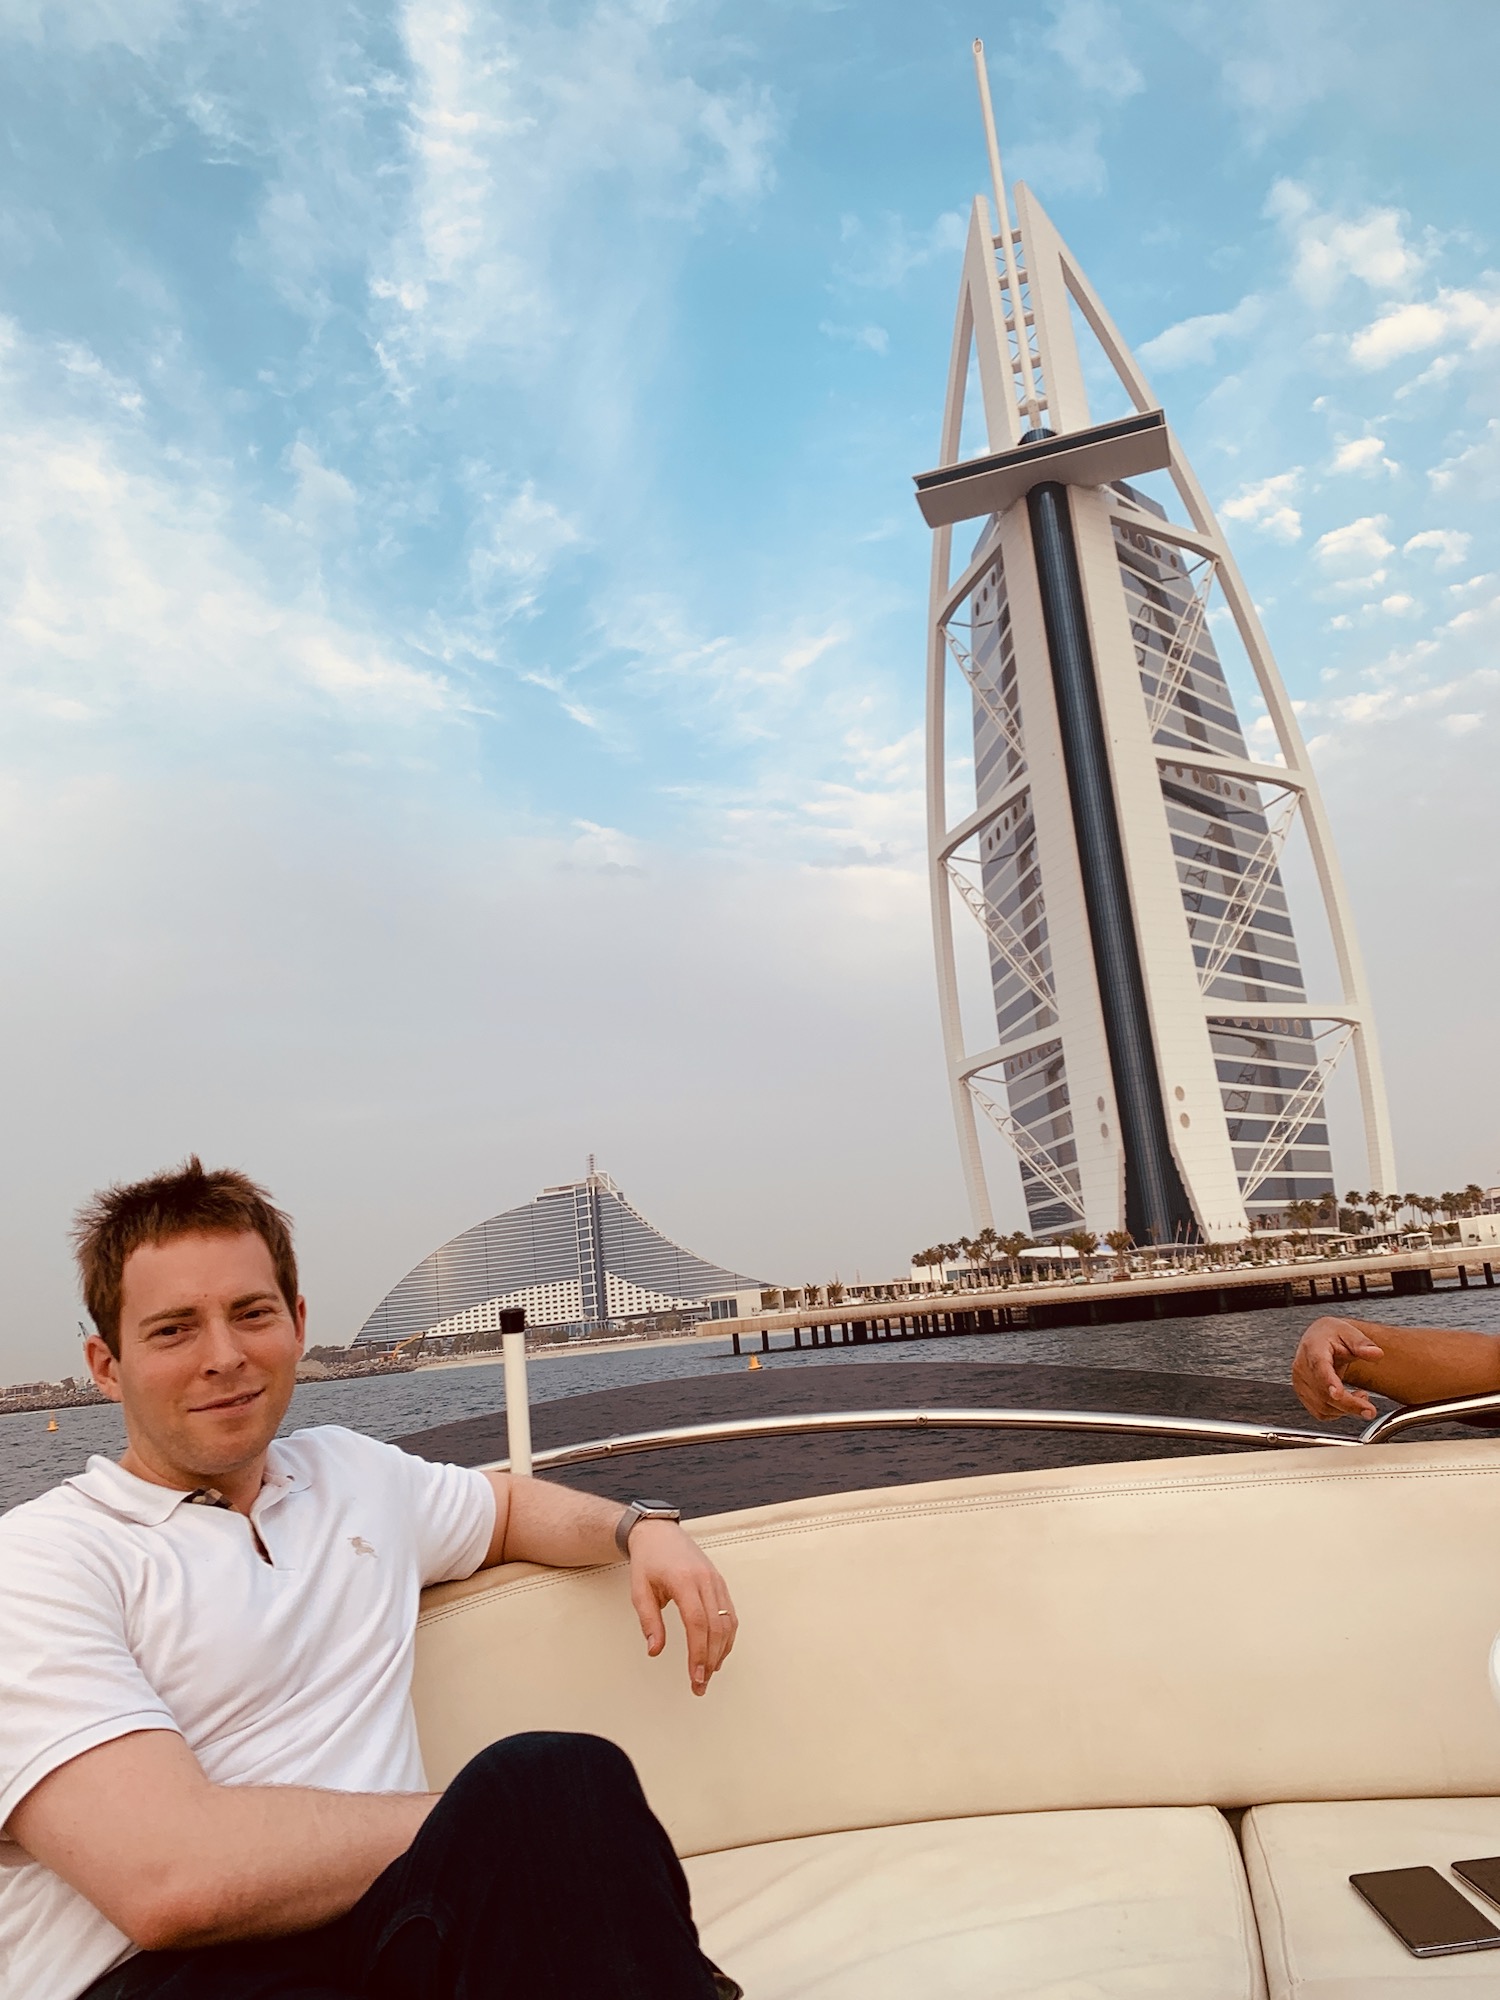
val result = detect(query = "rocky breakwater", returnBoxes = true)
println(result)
[295,1355,417,1384]
[0,1379,105,1415]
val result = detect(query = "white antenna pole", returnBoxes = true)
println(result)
[972,38,1042,430]
[503,1320,533,1476]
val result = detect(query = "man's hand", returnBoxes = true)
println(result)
[626,1520,738,1697]
[1292,1316,1384,1420]
[1290,1316,1500,1421]
[485,1474,739,1694]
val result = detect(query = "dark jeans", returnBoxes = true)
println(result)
[80,1732,731,2000]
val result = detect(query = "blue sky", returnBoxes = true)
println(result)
[1,0,1497,1377]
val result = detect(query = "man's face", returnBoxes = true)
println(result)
[86,1229,305,1486]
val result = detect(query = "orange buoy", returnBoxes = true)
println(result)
[747,1355,762,1371]
[46,1414,59,1432]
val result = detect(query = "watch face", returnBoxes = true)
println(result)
[634,1500,677,1514]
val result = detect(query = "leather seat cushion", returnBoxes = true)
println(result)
[1244,1798,1500,1997]
[687,1804,1265,1998]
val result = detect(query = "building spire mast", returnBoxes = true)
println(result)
[971,37,1043,431]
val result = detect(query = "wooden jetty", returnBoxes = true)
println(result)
[722,1247,1497,1356]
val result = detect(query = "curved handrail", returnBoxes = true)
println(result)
[1360,1390,1500,1444]
[475,1405,1356,1475]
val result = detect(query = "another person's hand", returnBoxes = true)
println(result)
[628,1522,738,1696]
[1291,1316,1384,1421]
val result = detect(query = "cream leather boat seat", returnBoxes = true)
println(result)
[687,1806,1264,1999]
[415,1444,1500,1997]
[1245,1798,1500,1999]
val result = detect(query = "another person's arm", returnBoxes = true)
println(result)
[481,1472,738,1695]
[1291,1316,1500,1420]
[8,1729,435,1949]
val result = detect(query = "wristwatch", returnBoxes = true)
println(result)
[614,1498,682,1555]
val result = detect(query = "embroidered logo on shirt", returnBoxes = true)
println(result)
[349,1535,377,1558]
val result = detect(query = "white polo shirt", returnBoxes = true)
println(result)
[0,1425,495,2000]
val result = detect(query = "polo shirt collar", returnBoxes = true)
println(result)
[67,1443,308,1526]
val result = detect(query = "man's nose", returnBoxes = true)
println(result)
[200,1314,247,1372]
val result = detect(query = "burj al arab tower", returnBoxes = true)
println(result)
[916,44,1395,1247]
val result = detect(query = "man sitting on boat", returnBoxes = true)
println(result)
[0,1159,741,2000]
[1292,1312,1500,1420]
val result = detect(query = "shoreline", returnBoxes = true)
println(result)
[412,1328,730,1374]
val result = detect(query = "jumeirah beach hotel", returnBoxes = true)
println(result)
[353,1165,765,1349]
[916,45,1396,1245]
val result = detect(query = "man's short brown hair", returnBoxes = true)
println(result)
[74,1157,299,1357]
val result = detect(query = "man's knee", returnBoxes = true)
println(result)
[448,1730,643,1817]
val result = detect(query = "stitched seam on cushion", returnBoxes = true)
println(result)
[1214,1809,1266,2000]
[1243,1815,1296,2000]
[417,1458,1500,1625]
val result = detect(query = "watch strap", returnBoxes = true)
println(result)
[614,1500,681,1555]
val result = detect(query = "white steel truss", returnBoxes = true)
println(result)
[974,48,1045,431]
[1236,1023,1355,1204]
[922,39,1397,1238]
[944,858,1055,1012]
[943,620,1026,766]
[969,1082,1080,1213]
[1140,554,1218,738]
[1196,787,1300,988]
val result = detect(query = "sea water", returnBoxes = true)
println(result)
[5,1287,1499,1514]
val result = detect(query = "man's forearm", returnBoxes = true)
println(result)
[496,1472,626,1568]
[1342,1321,1500,1405]
[12,1733,438,1953]
[151,1783,437,1947]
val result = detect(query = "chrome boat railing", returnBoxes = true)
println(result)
[475,1391,1500,1476]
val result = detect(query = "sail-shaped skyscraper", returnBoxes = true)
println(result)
[916,45,1395,1245]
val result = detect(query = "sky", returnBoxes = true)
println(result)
[0,0,1497,1380]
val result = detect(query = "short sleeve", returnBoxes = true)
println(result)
[0,1513,177,1832]
[389,1447,496,1586]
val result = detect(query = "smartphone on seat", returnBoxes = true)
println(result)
[1453,1856,1500,1912]
[1349,1866,1500,1956]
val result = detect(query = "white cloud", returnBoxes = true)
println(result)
[1429,419,1500,501]
[818,320,889,356]
[467,482,581,609]
[1330,435,1396,476]
[1443,712,1484,736]
[1139,294,1262,371]
[1043,0,1144,101]
[1221,467,1302,542]
[372,0,781,376]
[1266,180,1426,306]
[1349,286,1500,369]
[1404,528,1472,570]
[834,210,964,292]
[0,337,454,735]
[1378,593,1418,617]
[1008,123,1108,199]
[1312,514,1395,574]
[287,441,357,544]
[0,0,183,52]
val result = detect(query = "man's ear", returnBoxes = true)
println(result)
[84,1333,123,1404]
[294,1296,307,1356]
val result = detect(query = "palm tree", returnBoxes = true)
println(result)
[974,1225,1000,1286]
[1104,1229,1133,1278]
[998,1232,1033,1284]
[1063,1228,1099,1279]
[955,1236,976,1288]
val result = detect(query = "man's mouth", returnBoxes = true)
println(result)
[190,1387,265,1414]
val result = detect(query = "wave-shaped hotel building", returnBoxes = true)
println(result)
[917,46,1396,1245]
[353,1165,766,1350]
